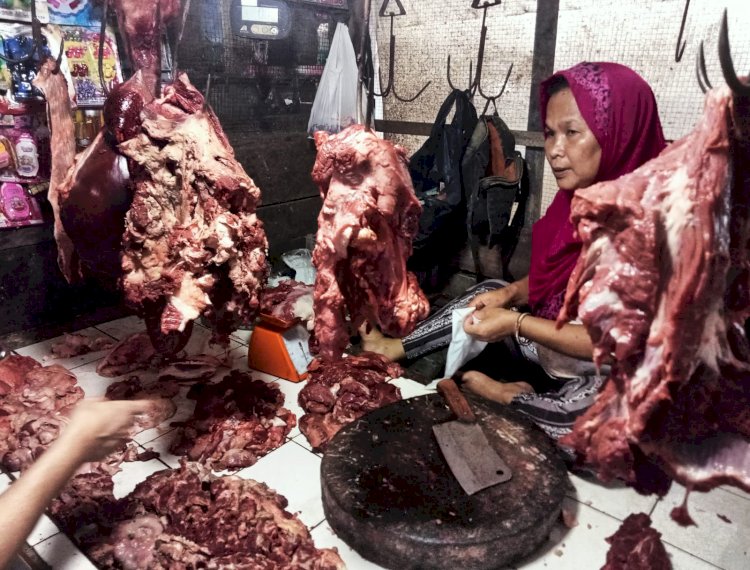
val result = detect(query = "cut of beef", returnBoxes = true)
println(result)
[50,332,115,358]
[169,371,295,470]
[157,354,225,382]
[311,125,429,360]
[105,376,178,431]
[559,86,750,494]
[602,513,671,570]
[298,351,402,449]
[97,331,157,378]
[260,279,315,328]
[84,462,345,569]
[119,73,268,347]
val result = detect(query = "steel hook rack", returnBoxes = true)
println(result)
[369,0,431,102]
[0,0,64,68]
[675,0,690,63]
[447,0,512,108]
[695,9,750,96]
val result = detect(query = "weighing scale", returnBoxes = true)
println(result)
[231,0,293,40]
[248,313,313,382]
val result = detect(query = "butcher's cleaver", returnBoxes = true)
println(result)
[433,378,512,495]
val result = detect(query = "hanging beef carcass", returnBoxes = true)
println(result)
[41,0,268,352]
[558,83,750,496]
[311,125,429,360]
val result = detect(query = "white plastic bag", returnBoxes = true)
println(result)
[444,308,488,378]
[282,249,316,285]
[307,22,359,135]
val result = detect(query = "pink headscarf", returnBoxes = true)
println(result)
[528,62,667,320]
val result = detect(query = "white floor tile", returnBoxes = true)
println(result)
[34,533,97,570]
[183,323,242,356]
[390,377,436,399]
[230,328,252,345]
[27,514,60,546]
[236,441,324,528]
[292,433,315,453]
[141,432,182,469]
[69,357,160,399]
[0,473,10,490]
[665,544,721,569]
[94,315,145,341]
[513,498,621,569]
[566,471,660,521]
[111,459,169,499]
[15,327,115,370]
[310,522,385,570]
[720,484,750,502]
[651,483,750,570]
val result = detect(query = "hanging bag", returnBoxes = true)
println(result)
[307,22,358,135]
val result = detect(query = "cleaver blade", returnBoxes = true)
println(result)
[433,378,512,495]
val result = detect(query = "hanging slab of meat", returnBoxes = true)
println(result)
[0,355,83,472]
[84,462,345,569]
[311,125,429,360]
[298,351,403,450]
[602,513,671,570]
[32,58,81,282]
[559,85,750,495]
[118,73,268,347]
[169,371,295,470]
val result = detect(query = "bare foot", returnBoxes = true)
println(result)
[462,371,534,404]
[359,323,406,361]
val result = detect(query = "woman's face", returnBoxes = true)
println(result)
[544,88,602,191]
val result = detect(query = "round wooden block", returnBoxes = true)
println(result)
[321,392,568,570]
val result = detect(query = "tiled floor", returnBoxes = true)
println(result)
[6,317,749,569]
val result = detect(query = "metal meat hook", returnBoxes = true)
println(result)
[696,10,750,96]
[447,1,512,105]
[0,0,64,67]
[371,0,431,102]
[675,0,690,63]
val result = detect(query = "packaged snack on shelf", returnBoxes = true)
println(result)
[63,26,122,106]
[0,181,44,229]
[0,1,49,24]
[0,113,51,183]
[48,0,103,26]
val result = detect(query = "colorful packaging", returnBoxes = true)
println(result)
[14,132,38,178]
[0,181,44,228]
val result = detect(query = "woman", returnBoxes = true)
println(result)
[363,62,666,443]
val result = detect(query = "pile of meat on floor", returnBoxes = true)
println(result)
[602,513,671,570]
[169,370,296,470]
[311,125,429,360]
[559,84,750,497]
[298,351,403,450]
[0,355,83,472]
[79,462,344,570]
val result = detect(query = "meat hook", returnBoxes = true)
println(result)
[695,42,712,94]
[695,10,750,96]
[370,0,431,103]
[446,0,512,105]
[97,0,111,96]
[480,62,512,115]
[675,0,690,63]
[0,0,50,66]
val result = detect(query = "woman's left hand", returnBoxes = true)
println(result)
[463,307,517,342]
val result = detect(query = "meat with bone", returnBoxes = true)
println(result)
[260,279,315,327]
[84,462,345,569]
[602,513,671,570]
[118,73,268,346]
[0,355,83,472]
[298,352,402,449]
[169,371,295,470]
[32,58,81,282]
[559,85,750,494]
[311,125,429,360]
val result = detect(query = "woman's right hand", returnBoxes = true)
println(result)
[468,288,515,310]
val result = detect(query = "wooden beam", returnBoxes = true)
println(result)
[374,120,545,148]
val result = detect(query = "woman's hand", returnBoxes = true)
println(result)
[463,306,518,342]
[58,399,150,463]
[468,276,529,310]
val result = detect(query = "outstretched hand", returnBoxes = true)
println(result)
[58,399,152,463]
[463,306,517,342]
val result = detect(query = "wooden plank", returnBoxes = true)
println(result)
[374,120,545,148]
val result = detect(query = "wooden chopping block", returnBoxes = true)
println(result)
[321,392,568,570]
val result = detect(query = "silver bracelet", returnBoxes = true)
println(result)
[514,312,530,345]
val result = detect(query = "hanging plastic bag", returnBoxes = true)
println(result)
[307,22,358,135]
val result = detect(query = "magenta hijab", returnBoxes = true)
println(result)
[527,62,667,320]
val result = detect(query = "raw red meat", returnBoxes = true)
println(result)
[260,279,315,328]
[602,513,671,570]
[50,332,115,358]
[157,354,225,382]
[83,462,345,569]
[298,352,402,449]
[119,73,268,346]
[559,86,750,494]
[96,331,157,378]
[311,125,429,360]
[105,376,178,431]
[169,371,295,470]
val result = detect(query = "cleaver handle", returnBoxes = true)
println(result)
[437,378,476,423]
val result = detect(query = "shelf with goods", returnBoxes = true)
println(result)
[0,1,122,233]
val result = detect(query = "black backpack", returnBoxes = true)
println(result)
[408,90,478,286]
[462,113,530,281]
